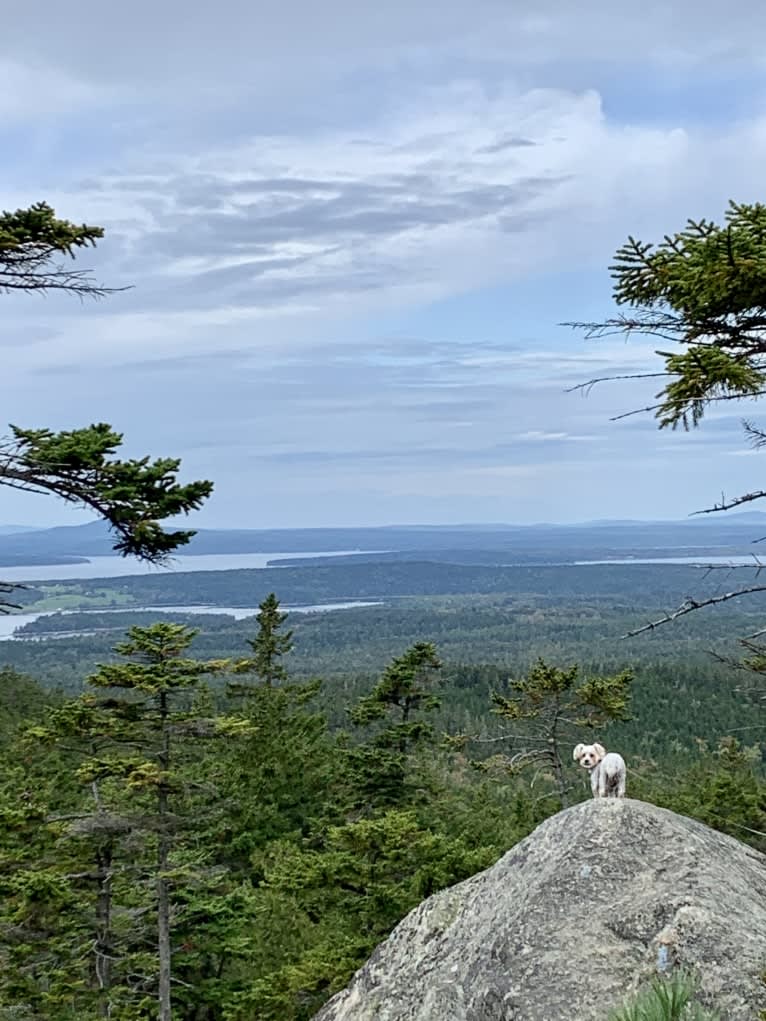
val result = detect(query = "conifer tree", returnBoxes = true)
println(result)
[0,202,213,612]
[489,658,633,808]
[650,737,766,851]
[84,623,231,1021]
[237,592,294,687]
[233,643,495,1019]
[568,200,766,511]
[17,624,233,1019]
[347,641,442,810]
[0,761,93,1019]
[350,641,441,752]
[1,201,111,296]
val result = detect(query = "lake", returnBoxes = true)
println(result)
[0,550,371,583]
[575,555,766,566]
[2,550,763,585]
[0,601,384,641]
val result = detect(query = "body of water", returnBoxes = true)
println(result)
[0,550,375,583]
[1,551,760,641]
[1,550,760,584]
[0,601,383,641]
[575,555,766,566]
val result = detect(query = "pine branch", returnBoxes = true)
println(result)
[0,426,213,563]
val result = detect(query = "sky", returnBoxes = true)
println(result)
[2,0,766,529]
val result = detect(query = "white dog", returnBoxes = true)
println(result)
[573,743,626,799]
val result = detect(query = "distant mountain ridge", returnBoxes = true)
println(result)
[0,514,766,569]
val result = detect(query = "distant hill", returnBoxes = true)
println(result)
[1,514,766,568]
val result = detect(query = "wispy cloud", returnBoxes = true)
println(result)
[1,1,765,526]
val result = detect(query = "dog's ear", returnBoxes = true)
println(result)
[573,743,585,761]
[593,743,606,759]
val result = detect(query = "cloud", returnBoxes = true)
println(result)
[1,0,765,100]
[516,430,596,442]
[2,2,766,528]
[0,60,111,123]
[1,335,660,479]
[0,84,706,375]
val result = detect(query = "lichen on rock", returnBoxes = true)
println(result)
[313,798,766,1021]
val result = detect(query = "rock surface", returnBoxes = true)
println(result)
[313,798,766,1021]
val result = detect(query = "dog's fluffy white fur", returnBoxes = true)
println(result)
[573,742,626,799]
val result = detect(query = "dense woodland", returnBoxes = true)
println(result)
[3,562,764,761]
[15,559,759,609]
[0,568,765,1018]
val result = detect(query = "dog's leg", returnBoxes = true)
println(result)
[617,771,626,798]
[597,768,608,798]
[590,769,600,799]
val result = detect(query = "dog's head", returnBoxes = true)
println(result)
[573,742,606,769]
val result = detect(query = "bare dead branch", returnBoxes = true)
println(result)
[465,732,549,746]
[610,389,766,424]
[0,581,27,615]
[506,749,550,769]
[691,487,766,516]
[743,419,766,449]
[562,308,766,349]
[697,558,766,573]
[560,311,688,345]
[0,250,131,299]
[565,371,670,396]
[622,585,766,638]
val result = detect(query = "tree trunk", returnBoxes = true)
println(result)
[90,781,114,1018]
[549,708,569,809]
[399,699,410,753]
[158,691,172,1021]
[551,747,569,809]
[158,840,171,1021]
[94,842,113,1017]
